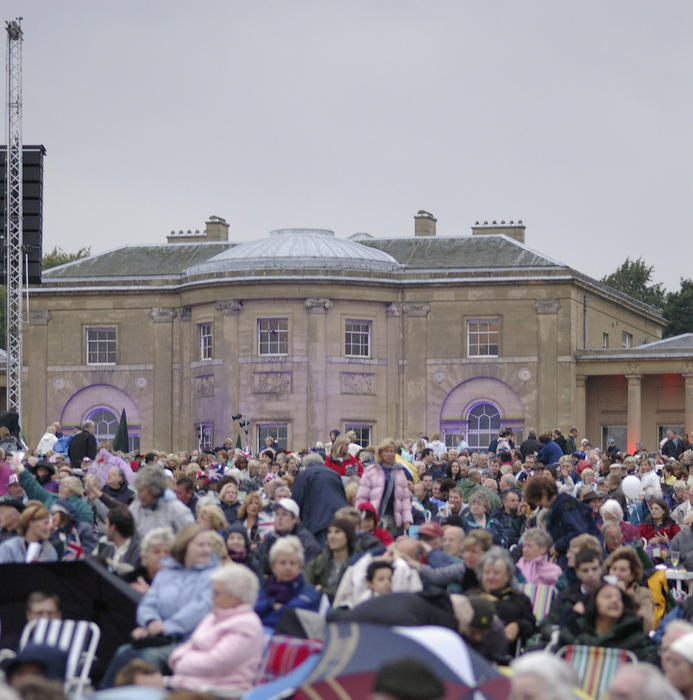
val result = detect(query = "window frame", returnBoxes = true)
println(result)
[344,319,372,358]
[466,318,500,358]
[257,423,288,452]
[621,331,633,349]
[198,321,213,361]
[85,326,117,366]
[257,318,289,356]
[602,332,609,349]
[194,422,214,450]
[466,402,502,452]
[344,423,372,448]
[601,425,627,452]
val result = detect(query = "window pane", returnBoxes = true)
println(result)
[257,423,288,451]
[344,424,372,447]
[195,423,213,450]
[88,408,119,442]
[601,425,627,452]
[258,319,289,355]
[86,327,116,364]
[198,322,213,360]
[467,319,499,357]
[467,403,501,452]
[345,320,371,357]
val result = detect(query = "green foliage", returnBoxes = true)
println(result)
[601,257,666,310]
[662,279,693,338]
[42,246,91,270]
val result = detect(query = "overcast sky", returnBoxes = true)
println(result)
[6,1,692,290]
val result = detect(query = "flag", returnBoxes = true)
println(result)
[112,409,129,453]
[63,528,84,561]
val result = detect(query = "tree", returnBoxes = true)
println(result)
[662,279,693,338]
[0,246,92,348]
[42,246,91,270]
[601,257,666,310]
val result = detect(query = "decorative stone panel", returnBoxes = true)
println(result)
[340,372,375,395]
[30,310,52,325]
[252,371,292,393]
[150,307,177,323]
[533,299,561,314]
[625,362,641,377]
[194,375,215,397]
[385,303,401,316]
[216,300,242,315]
[402,302,431,317]
[304,298,333,313]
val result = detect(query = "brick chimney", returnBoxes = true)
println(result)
[414,210,437,237]
[166,215,230,244]
[471,219,525,244]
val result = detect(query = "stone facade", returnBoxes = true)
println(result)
[21,216,691,454]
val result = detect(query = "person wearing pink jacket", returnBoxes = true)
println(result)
[516,528,562,586]
[356,438,413,535]
[168,564,265,693]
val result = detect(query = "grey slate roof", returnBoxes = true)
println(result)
[43,243,233,279]
[362,235,560,270]
[633,334,693,351]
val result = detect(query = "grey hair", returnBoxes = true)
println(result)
[468,490,491,513]
[673,479,689,492]
[211,563,260,606]
[269,535,305,568]
[610,663,682,700]
[476,546,516,584]
[141,527,175,556]
[83,419,95,430]
[522,528,553,551]
[510,651,578,700]
[302,453,323,469]
[134,466,168,498]
[599,498,624,523]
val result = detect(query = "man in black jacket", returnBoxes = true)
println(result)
[67,421,97,469]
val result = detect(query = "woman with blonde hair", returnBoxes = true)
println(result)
[325,434,363,477]
[0,500,57,563]
[196,504,227,534]
[355,438,412,535]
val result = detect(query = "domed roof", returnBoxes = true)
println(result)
[186,228,399,277]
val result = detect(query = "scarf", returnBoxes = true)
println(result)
[264,575,299,604]
[378,463,397,521]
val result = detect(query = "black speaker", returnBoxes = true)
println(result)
[0,144,46,285]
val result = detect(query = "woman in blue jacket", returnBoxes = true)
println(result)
[101,523,218,687]
[255,535,321,630]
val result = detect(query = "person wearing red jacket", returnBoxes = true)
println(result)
[325,435,363,477]
[357,502,393,547]
[638,497,680,547]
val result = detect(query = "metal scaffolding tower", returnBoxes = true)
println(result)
[5,19,23,419]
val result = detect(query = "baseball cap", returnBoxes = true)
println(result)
[276,498,300,518]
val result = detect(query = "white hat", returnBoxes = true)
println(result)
[670,631,693,665]
[276,498,300,518]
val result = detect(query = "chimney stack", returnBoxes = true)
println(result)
[471,219,525,244]
[414,210,437,237]
[166,215,230,244]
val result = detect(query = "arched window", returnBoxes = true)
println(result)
[87,408,119,443]
[467,402,501,453]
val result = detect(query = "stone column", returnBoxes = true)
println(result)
[684,361,693,435]
[625,363,642,454]
[385,303,402,439]
[24,310,52,442]
[216,300,242,444]
[534,299,561,431]
[402,302,431,436]
[305,298,332,447]
[149,307,177,449]
[575,374,586,437]
[176,306,192,452]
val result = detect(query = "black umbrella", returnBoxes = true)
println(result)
[111,409,129,453]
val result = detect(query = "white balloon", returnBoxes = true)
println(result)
[621,475,643,500]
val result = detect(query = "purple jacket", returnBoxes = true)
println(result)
[356,463,412,528]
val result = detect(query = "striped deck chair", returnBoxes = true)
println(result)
[256,635,324,684]
[19,618,100,695]
[557,644,637,698]
[520,583,556,625]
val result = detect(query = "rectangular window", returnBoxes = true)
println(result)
[194,423,213,450]
[443,432,460,448]
[467,319,500,357]
[198,322,213,360]
[344,423,372,448]
[345,320,371,358]
[601,425,626,452]
[621,332,632,349]
[602,332,609,349]
[257,423,288,451]
[258,318,288,355]
[658,425,685,442]
[86,327,116,365]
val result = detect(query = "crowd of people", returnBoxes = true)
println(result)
[2,422,693,698]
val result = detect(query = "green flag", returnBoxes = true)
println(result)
[112,409,129,453]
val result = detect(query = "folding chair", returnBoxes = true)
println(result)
[520,583,557,625]
[254,634,324,685]
[557,644,637,698]
[19,618,100,695]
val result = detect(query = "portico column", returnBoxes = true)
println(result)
[149,307,177,450]
[216,300,242,445]
[402,302,431,437]
[575,375,586,437]
[305,298,332,447]
[626,363,642,454]
[684,361,693,436]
